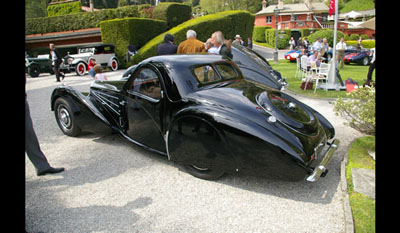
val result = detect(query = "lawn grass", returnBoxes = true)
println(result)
[269,59,376,99]
[345,136,375,233]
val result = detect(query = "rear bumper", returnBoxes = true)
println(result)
[306,139,340,182]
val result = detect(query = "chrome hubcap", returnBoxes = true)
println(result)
[58,106,71,130]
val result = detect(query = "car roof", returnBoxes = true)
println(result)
[142,54,228,66]
[78,43,115,49]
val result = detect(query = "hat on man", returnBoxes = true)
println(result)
[235,34,241,39]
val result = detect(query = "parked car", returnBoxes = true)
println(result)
[51,54,339,182]
[344,47,371,65]
[25,54,54,77]
[61,43,119,76]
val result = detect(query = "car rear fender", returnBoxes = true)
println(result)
[167,105,307,174]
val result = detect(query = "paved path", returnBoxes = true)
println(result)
[25,59,362,232]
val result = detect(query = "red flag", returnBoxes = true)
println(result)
[329,0,335,16]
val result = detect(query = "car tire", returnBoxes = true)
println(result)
[75,62,86,76]
[184,164,225,180]
[28,65,40,78]
[54,98,81,137]
[362,57,369,66]
[110,58,118,71]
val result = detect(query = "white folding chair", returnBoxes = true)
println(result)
[295,57,301,80]
[305,63,330,93]
[300,56,309,81]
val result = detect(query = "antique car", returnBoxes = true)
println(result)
[61,43,119,76]
[25,54,54,77]
[344,47,371,65]
[50,54,339,182]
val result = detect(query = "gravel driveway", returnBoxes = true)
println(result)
[25,70,363,233]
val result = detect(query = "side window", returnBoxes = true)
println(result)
[193,65,220,84]
[129,68,162,100]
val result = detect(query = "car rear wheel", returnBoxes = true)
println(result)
[110,58,118,71]
[75,62,86,76]
[184,164,225,180]
[54,98,81,137]
[28,65,40,77]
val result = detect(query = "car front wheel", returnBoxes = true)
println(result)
[75,62,86,76]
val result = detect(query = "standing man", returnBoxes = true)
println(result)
[49,43,64,82]
[365,47,375,86]
[211,31,233,59]
[157,34,178,55]
[335,37,347,69]
[177,30,206,54]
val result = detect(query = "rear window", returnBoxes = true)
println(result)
[193,63,238,85]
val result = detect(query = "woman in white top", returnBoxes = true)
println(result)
[94,65,108,82]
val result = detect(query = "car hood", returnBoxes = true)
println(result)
[67,52,93,59]
[186,80,326,159]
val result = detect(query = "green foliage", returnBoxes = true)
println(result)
[345,40,375,49]
[47,1,82,17]
[26,5,139,35]
[252,26,271,43]
[100,17,168,68]
[334,86,375,135]
[307,29,345,47]
[345,136,375,233]
[264,29,290,49]
[340,0,375,13]
[152,2,192,28]
[133,10,255,64]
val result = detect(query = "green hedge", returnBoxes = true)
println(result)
[47,1,82,17]
[252,26,271,43]
[133,10,255,64]
[264,29,291,49]
[100,17,168,68]
[307,29,344,47]
[26,5,139,35]
[152,2,192,28]
[345,40,375,49]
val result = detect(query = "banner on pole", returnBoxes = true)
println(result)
[329,0,335,16]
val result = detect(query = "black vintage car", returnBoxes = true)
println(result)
[25,55,54,77]
[51,54,339,182]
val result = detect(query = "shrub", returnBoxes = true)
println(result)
[152,2,192,28]
[133,10,255,64]
[333,86,375,135]
[26,5,139,35]
[253,26,271,43]
[345,40,375,49]
[47,1,82,17]
[307,29,344,47]
[264,29,290,49]
[100,17,168,68]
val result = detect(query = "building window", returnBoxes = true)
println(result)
[266,16,272,24]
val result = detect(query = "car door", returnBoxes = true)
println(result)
[124,65,166,153]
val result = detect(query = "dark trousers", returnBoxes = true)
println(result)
[53,60,62,81]
[367,61,375,83]
[25,100,51,173]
